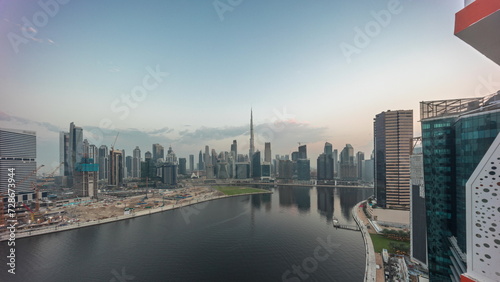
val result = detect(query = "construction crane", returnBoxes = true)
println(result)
[33,162,63,212]
[21,202,36,222]
[111,132,120,151]
[0,164,44,226]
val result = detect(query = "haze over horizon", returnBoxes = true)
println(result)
[1,0,500,174]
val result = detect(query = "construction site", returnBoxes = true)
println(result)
[0,185,221,234]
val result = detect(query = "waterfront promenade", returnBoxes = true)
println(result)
[352,200,380,282]
[0,191,272,242]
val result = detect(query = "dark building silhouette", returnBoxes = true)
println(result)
[297,159,310,180]
[178,158,187,175]
[252,151,261,179]
[298,145,307,159]
[278,160,293,180]
[189,154,194,173]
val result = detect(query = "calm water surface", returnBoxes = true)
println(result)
[0,186,372,282]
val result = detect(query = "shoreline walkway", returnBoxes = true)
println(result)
[0,191,272,242]
[352,200,377,282]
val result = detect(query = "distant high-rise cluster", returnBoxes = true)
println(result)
[183,110,374,185]
[51,110,379,193]
[60,122,99,197]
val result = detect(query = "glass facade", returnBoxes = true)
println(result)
[422,117,455,281]
[0,128,37,195]
[297,159,311,180]
[422,109,500,281]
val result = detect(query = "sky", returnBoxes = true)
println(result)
[1,0,500,174]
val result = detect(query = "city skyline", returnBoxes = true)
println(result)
[1,111,375,175]
[1,1,500,174]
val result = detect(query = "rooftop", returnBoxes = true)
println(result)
[420,91,500,120]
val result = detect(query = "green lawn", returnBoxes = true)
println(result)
[369,234,410,254]
[214,186,270,196]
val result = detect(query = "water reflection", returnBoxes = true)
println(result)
[338,187,372,220]
[277,186,311,212]
[251,193,271,211]
[316,186,334,223]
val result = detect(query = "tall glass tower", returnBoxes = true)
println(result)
[420,93,500,281]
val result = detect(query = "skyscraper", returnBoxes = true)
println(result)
[178,158,187,175]
[230,140,237,178]
[420,94,500,281]
[126,156,132,178]
[252,151,261,179]
[298,145,307,160]
[59,131,70,176]
[261,163,271,178]
[317,154,327,181]
[152,144,164,163]
[74,156,98,198]
[83,139,89,158]
[235,162,250,179]
[98,145,108,180]
[362,159,374,183]
[189,154,194,173]
[166,146,177,164]
[217,161,229,179]
[121,149,126,180]
[249,108,255,159]
[109,149,123,187]
[297,144,310,180]
[162,163,177,186]
[356,151,365,180]
[231,140,237,159]
[142,151,155,180]
[133,146,141,178]
[410,144,427,268]
[333,149,339,178]
[204,145,210,168]
[297,159,310,181]
[68,122,83,176]
[264,142,271,163]
[198,150,204,170]
[89,144,98,160]
[374,110,413,209]
[317,142,334,181]
[454,9,500,282]
[0,128,37,195]
[211,149,217,167]
[339,144,356,181]
[278,160,293,180]
[324,142,333,156]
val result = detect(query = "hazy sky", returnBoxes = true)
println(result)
[1,0,500,174]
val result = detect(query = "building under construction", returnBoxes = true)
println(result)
[73,157,99,198]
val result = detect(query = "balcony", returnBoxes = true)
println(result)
[455,0,500,65]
